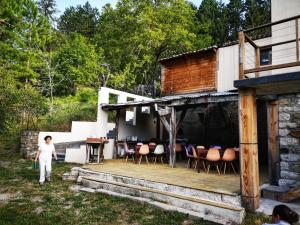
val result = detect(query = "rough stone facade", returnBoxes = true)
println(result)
[278,94,300,188]
[20,131,39,159]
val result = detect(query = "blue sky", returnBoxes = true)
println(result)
[56,0,210,16]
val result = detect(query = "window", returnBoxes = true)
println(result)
[260,48,272,66]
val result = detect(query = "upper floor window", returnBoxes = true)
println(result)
[260,47,272,66]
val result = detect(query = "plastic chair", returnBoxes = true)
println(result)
[138,144,150,164]
[206,148,221,175]
[153,144,164,164]
[185,145,194,168]
[175,143,182,152]
[222,148,236,174]
[124,142,135,163]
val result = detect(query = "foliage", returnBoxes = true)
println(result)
[58,2,100,38]
[38,88,98,132]
[38,0,57,24]
[0,73,48,133]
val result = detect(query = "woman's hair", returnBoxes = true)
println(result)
[44,135,52,141]
[273,204,299,224]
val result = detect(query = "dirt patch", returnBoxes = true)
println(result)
[31,196,43,203]
[0,191,22,203]
[0,161,11,169]
[34,206,44,215]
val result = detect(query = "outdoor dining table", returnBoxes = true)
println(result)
[86,137,108,164]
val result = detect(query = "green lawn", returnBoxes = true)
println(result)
[0,147,270,225]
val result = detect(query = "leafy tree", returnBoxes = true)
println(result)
[95,0,202,91]
[53,33,104,95]
[58,2,100,38]
[38,0,57,24]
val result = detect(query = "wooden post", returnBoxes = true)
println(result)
[239,88,260,211]
[255,47,260,77]
[113,110,120,159]
[296,18,299,61]
[267,100,280,185]
[239,32,246,80]
[169,107,176,167]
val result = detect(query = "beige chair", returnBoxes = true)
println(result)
[138,144,150,164]
[206,148,221,175]
[222,148,236,174]
[153,144,164,164]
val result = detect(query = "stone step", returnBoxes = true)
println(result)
[77,168,241,207]
[79,175,245,224]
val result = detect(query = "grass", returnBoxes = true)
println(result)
[0,146,271,225]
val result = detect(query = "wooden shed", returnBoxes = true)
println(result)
[159,47,218,96]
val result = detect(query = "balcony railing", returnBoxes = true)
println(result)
[239,15,300,80]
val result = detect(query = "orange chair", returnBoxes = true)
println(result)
[175,144,182,152]
[222,148,236,174]
[138,144,150,164]
[206,148,221,175]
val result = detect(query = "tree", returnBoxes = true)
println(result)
[58,2,100,38]
[53,33,104,95]
[226,0,244,41]
[94,0,203,91]
[196,0,228,45]
[38,0,57,24]
[244,0,271,36]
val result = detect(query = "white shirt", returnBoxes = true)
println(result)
[39,143,55,160]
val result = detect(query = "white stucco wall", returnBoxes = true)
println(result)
[38,121,100,146]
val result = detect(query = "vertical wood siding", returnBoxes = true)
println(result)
[161,51,217,96]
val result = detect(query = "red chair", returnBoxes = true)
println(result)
[206,148,221,175]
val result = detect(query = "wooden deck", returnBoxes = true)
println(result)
[84,159,242,195]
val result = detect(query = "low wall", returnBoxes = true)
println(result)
[278,93,300,188]
[20,131,39,158]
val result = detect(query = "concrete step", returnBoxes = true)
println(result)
[80,176,244,224]
[77,168,241,207]
[74,168,244,224]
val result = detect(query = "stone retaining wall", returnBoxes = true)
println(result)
[278,94,300,188]
[20,131,39,159]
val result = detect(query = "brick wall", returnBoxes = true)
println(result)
[278,94,300,188]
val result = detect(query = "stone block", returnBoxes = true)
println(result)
[280,162,289,171]
[278,179,296,187]
[280,154,300,162]
[278,98,289,105]
[279,113,290,121]
[279,129,290,137]
[280,171,300,180]
[280,137,299,147]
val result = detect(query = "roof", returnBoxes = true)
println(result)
[158,32,272,63]
[101,90,238,110]
[159,46,217,63]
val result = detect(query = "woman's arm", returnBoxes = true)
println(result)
[53,151,58,160]
[35,150,41,162]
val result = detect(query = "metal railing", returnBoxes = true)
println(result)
[239,15,300,79]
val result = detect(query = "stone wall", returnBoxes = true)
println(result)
[20,131,39,159]
[278,94,300,188]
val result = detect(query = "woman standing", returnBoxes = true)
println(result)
[35,135,57,185]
